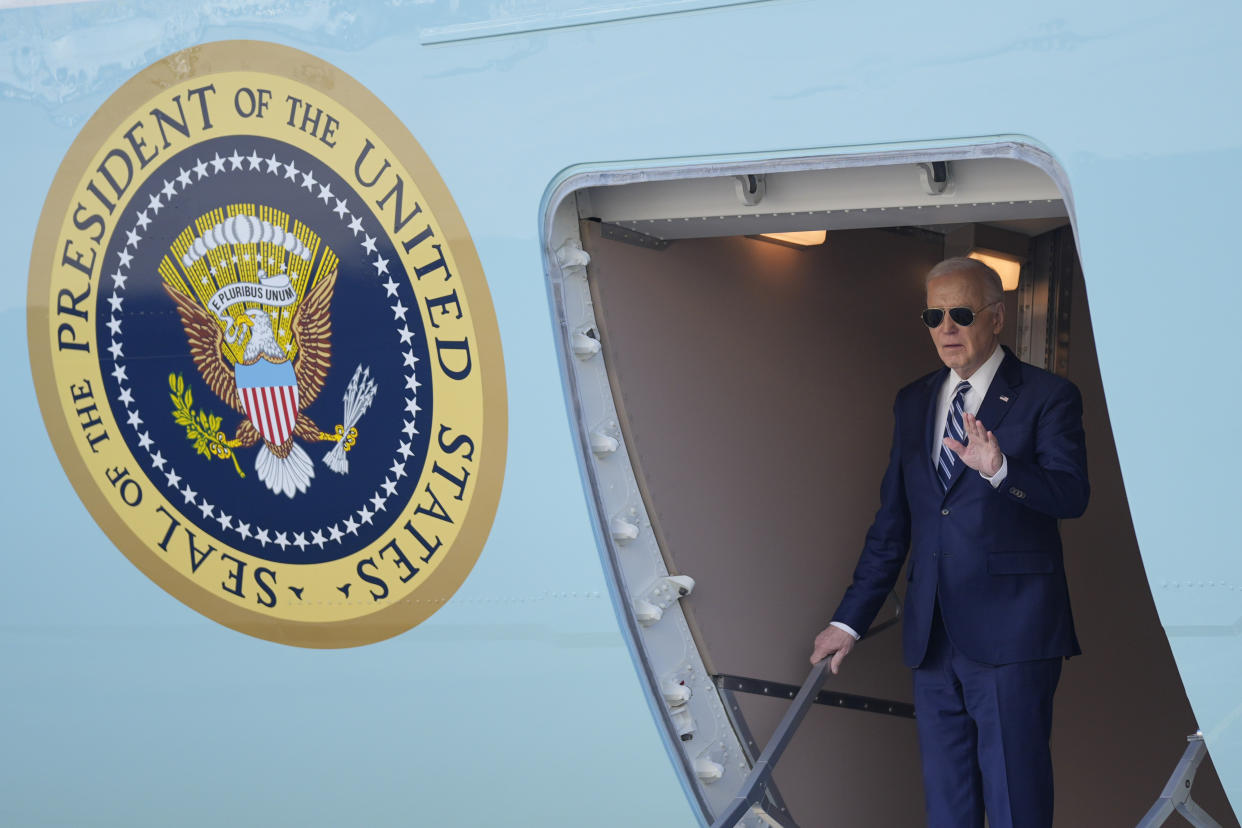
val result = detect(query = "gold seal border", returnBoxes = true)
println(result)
[27,41,508,648]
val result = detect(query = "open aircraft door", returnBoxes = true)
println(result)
[542,144,1240,827]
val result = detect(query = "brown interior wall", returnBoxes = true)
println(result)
[583,222,939,825]
[580,220,1238,826]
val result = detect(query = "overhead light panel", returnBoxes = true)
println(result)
[968,250,1021,291]
[945,225,1028,292]
[756,230,827,248]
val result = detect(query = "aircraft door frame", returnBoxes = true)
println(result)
[539,139,1080,826]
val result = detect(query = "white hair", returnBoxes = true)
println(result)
[925,257,1004,305]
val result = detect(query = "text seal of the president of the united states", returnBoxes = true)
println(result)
[28,41,507,648]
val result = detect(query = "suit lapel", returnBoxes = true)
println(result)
[923,367,949,485]
[972,347,1023,436]
[942,347,1024,497]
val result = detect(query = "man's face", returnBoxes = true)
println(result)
[925,270,1003,379]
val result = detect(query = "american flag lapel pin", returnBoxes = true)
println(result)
[999,395,1010,402]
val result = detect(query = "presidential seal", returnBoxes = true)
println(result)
[28,41,506,647]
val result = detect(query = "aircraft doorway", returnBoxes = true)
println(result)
[544,150,1240,827]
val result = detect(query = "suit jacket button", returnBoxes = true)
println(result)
[941,508,950,516]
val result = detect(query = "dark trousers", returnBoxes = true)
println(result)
[913,604,1062,828]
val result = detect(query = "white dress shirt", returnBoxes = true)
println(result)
[830,344,1009,642]
[931,343,1009,486]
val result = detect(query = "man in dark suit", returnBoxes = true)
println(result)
[810,257,1088,828]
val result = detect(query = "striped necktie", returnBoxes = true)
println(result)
[937,380,971,490]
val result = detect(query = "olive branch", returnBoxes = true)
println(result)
[169,373,244,477]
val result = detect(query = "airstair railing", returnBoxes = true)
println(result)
[710,658,832,828]
[710,592,908,827]
[710,594,1226,828]
[1136,732,1224,828]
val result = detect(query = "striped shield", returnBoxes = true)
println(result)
[235,359,300,445]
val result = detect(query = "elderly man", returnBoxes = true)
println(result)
[810,257,1089,828]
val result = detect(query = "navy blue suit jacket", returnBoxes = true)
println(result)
[832,347,1088,667]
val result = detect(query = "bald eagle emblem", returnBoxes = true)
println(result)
[161,209,378,498]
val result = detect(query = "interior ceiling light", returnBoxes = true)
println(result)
[968,249,1021,291]
[756,230,827,247]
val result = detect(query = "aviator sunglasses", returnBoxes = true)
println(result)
[920,302,998,329]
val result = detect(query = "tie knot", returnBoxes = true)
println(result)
[954,380,971,399]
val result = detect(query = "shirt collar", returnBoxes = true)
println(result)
[949,343,1004,394]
